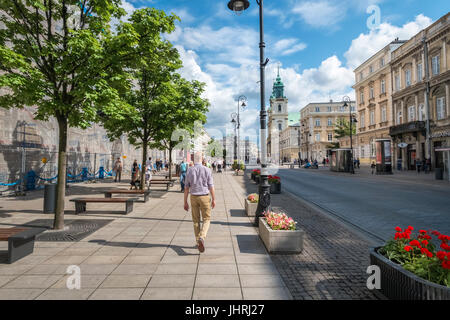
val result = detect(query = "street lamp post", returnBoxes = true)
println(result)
[342,96,357,174]
[231,113,238,161]
[236,95,247,166]
[228,0,270,226]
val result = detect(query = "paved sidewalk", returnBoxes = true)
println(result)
[0,172,292,300]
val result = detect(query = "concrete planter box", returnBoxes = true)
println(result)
[259,217,304,253]
[245,199,258,217]
[370,247,450,300]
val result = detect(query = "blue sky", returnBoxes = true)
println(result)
[121,0,449,140]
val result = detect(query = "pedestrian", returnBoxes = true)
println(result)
[184,152,216,253]
[322,158,326,166]
[371,161,376,174]
[326,157,329,166]
[145,158,153,188]
[113,157,123,182]
[425,158,431,173]
[416,159,422,173]
[357,158,360,169]
[130,159,139,190]
[180,159,188,192]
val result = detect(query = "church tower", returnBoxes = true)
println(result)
[267,67,289,159]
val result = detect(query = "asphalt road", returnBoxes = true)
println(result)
[276,168,450,244]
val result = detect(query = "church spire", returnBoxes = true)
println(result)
[271,65,285,99]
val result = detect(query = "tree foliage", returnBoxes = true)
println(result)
[333,118,356,139]
[0,0,136,229]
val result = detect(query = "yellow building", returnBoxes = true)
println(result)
[352,39,406,165]
[390,13,450,171]
[300,101,355,162]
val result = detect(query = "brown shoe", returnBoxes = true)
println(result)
[197,238,205,253]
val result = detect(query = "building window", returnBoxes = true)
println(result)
[408,106,415,122]
[315,133,320,141]
[369,87,374,99]
[315,106,320,112]
[369,65,373,73]
[278,104,282,112]
[327,133,332,141]
[397,110,403,124]
[381,106,387,123]
[315,118,321,127]
[418,103,425,121]
[381,79,386,94]
[327,106,332,112]
[360,113,365,128]
[417,63,423,81]
[370,110,375,125]
[380,58,385,68]
[278,123,282,131]
[405,69,411,87]
[395,75,400,91]
[360,91,364,103]
[432,55,440,76]
[436,97,446,120]
[351,105,355,112]
[359,72,363,81]
[327,118,332,126]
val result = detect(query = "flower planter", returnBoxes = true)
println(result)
[370,247,450,300]
[254,176,260,184]
[270,183,281,194]
[245,199,258,217]
[259,217,304,253]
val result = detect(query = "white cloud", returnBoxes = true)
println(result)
[273,38,307,56]
[345,14,433,69]
[292,1,345,28]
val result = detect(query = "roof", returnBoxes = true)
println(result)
[288,112,300,125]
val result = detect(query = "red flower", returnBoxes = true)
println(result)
[437,251,446,260]
[419,230,427,234]
[442,261,450,270]
[409,240,421,247]
[395,226,402,232]
[421,240,429,247]
[404,245,412,252]
[407,226,414,231]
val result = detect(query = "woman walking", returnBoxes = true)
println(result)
[130,160,139,190]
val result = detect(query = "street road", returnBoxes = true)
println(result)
[276,168,450,244]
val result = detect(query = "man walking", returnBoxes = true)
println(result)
[180,159,187,192]
[114,157,123,182]
[184,152,216,253]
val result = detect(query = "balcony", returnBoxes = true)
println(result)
[389,121,425,136]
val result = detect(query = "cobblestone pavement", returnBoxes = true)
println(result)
[237,172,381,300]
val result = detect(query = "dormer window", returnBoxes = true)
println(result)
[278,105,282,112]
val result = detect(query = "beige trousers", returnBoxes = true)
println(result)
[190,195,212,241]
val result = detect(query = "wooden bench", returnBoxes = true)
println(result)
[104,189,150,202]
[148,180,175,191]
[0,227,46,263]
[70,198,136,214]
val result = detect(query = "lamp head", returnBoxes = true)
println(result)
[227,0,250,15]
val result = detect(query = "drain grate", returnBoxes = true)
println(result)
[23,219,113,242]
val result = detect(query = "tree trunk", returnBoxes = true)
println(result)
[168,146,173,180]
[54,117,68,230]
[140,139,148,190]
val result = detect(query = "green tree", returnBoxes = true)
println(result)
[334,118,356,139]
[148,77,209,180]
[102,7,182,189]
[0,0,136,229]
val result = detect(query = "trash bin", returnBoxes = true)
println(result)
[43,184,57,213]
[435,168,443,180]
